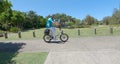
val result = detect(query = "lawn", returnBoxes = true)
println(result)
[0,29,45,41]
[0,52,48,64]
[0,25,120,41]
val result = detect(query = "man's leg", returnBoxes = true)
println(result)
[52,27,56,40]
[50,27,56,40]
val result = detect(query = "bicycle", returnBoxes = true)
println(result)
[43,26,69,43]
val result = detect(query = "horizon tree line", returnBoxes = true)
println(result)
[0,0,120,32]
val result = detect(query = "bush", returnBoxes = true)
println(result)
[77,25,91,28]
[0,30,4,37]
[66,22,74,26]
[0,30,3,34]
[67,25,75,29]
[10,27,20,33]
[67,25,91,29]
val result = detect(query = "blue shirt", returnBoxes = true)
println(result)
[46,18,53,28]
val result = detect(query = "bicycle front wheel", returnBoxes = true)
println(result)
[60,33,69,42]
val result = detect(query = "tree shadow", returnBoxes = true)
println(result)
[0,42,26,64]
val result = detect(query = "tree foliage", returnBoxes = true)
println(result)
[0,0,12,30]
[0,0,12,14]
[101,8,120,25]
[0,0,120,31]
[46,13,81,27]
[82,15,98,25]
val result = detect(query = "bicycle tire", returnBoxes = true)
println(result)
[43,35,52,43]
[60,33,69,42]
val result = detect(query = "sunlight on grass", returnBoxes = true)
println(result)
[0,25,120,41]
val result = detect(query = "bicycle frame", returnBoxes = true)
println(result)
[49,28,63,39]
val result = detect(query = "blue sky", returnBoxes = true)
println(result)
[11,0,120,20]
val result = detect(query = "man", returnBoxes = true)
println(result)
[46,15,56,40]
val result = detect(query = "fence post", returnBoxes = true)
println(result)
[94,27,97,35]
[33,31,36,37]
[110,27,113,34]
[18,31,21,38]
[4,31,8,39]
[78,29,80,36]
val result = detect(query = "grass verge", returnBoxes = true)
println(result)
[0,52,48,64]
[0,25,120,41]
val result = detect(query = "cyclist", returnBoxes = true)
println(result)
[46,15,56,40]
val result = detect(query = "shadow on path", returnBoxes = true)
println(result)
[48,40,65,44]
[0,42,26,64]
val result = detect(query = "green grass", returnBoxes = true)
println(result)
[0,52,48,64]
[0,29,45,41]
[0,25,120,41]
[63,26,120,37]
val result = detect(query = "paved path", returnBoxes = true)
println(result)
[1,36,120,64]
[45,51,120,64]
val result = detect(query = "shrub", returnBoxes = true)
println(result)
[0,30,4,37]
[77,25,91,28]
[10,27,20,33]
[67,25,75,29]
[0,30,3,34]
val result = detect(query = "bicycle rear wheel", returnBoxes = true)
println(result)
[60,33,69,42]
[43,35,52,43]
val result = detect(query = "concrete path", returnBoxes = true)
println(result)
[45,51,120,64]
[1,36,120,64]
[44,36,120,64]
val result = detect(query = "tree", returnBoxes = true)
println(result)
[0,0,12,30]
[0,0,12,14]
[102,16,111,25]
[82,15,98,25]
[11,10,25,29]
[74,19,81,27]
[0,8,12,30]
[38,16,47,28]
[101,8,120,25]
[24,10,38,29]
[111,8,120,24]
[46,13,80,27]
